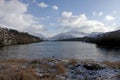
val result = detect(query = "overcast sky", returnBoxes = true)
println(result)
[0,0,120,37]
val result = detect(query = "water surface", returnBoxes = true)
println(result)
[0,41,120,60]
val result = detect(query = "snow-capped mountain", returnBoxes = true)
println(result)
[85,30,120,47]
[50,30,87,40]
[86,32,104,38]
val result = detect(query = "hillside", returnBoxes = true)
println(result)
[86,30,120,47]
[0,27,42,46]
[57,30,120,47]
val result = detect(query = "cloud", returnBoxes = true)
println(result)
[92,11,103,16]
[0,0,44,34]
[105,15,115,21]
[38,2,48,8]
[113,10,116,14]
[62,11,72,18]
[99,12,103,16]
[28,24,45,33]
[113,23,116,26]
[60,11,113,33]
[38,2,59,11]
[52,5,58,10]
[32,0,36,3]
[92,11,97,16]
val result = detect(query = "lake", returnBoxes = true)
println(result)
[0,41,120,60]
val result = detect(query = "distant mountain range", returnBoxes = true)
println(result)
[50,30,88,40]
[0,27,42,46]
[50,30,103,41]
[55,30,120,47]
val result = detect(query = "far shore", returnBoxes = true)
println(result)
[0,58,120,80]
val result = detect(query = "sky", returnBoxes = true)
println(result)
[0,0,120,37]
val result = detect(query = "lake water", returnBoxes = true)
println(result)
[0,41,120,60]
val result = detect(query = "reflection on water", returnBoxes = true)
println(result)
[0,41,120,60]
[96,48,120,60]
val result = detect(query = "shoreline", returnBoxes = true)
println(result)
[0,58,120,80]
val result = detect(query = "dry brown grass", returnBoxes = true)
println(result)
[102,61,120,69]
[0,59,120,80]
[30,59,41,64]
[0,59,58,80]
[55,62,66,74]
[68,59,78,66]
[0,65,37,80]
[0,59,28,64]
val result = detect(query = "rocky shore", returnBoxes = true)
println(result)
[0,58,120,80]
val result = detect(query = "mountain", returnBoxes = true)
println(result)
[50,30,87,40]
[0,27,42,46]
[52,31,103,41]
[55,30,120,47]
[86,32,104,38]
[86,30,120,47]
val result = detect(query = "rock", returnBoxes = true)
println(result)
[83,63,105,70]
[0,27,42,46]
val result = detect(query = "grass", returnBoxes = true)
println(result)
[102,60,120,69]
[68,59,78,66]
[0,59,37,80]
[55,62,66,74]
[0,59,28,64]
[0,59,119,80]
[0,64,37,80]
